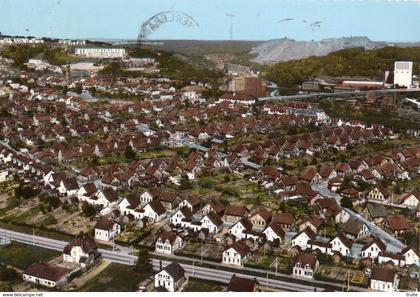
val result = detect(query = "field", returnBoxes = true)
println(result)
[183,277,225,292]
[196,173,274,209]
[0,242,60,269]
[79,263,147,292]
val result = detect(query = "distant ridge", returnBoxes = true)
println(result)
[250,36,420,64]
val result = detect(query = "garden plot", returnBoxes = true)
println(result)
[1,198,39,220]
[0,193,8,209]
[54,208,96,235]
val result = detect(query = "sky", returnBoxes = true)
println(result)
[0,0,419,42]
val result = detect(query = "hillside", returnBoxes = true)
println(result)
[100,48,224,86]
[263,47,420,88]
[251,36,420,64]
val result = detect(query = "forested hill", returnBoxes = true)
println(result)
[262,47,420,88]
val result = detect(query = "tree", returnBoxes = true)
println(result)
[179,174,192,190]
[124,146,137,161]
[394,185,402,195]
[224,175,230,183]
[0,266,19,282]
[81,202,96,217]
[401,231,418,246]
[90,156,100,166]
[134,248,153,275]
[14,183,39,200]
[340,196,353,209]
[272,238,280,248]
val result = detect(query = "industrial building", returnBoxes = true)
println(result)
[229,76,267,98]
[393,61,413,88]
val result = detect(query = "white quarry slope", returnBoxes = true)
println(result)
[250,36,401,64]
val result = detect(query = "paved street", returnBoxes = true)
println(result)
[313,182,405,253]
[0,228,137,265]
[1,227,368,292]
[152,259,318,292]
[151,253,367,292]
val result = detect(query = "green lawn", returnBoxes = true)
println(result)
[3,206,41,223]
[183,277,225,292]
[0,242,60,269]
[79,263,148,292]
[0,220,74,242]
[0,281,14,291]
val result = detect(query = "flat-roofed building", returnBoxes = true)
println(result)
[74,48,126,59]
[394,61,413,88]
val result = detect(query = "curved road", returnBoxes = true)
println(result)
[313,182,405,253]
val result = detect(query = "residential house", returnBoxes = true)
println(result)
[155,231,184,255]
[223,205,249,224]
[367,186,391,202]
[329,233,353,257]
[139,190,154,205]
[291,227,316,250]
[364,203,388,224]
[271,212,294,231]
[178,195,201,213]
[298,216,323,233]
[292,253,319,279]
[94,217,121,242]
[370,267,398,292]
[200,211,223,233]
[327,177,343,192]
[57,177,79,196]
[400,246,419,267]
[23,263,70,288]
[308,239,332,254]
[62,236,101,269]
[384,215,410,236]
[341,188,363,205]
[263,222,285,243]
[399,192,419,208]
[170,206,193,226]
[229,218,253,240]
[341,218,370,240]
[378,252,404,267]
[361,238,386,260]
[157,190,181,211]
[249,208,272,229]
[222,240,251,266]
[89,188,118,208]
[118,194,141,218]
[278,176,299,192]
[202,198,225,216]
[76,183,97,200]
[316,198,349,224]
[299,167,322,185]
[227,275,259,292]
[154,262,186,292]
[318,165,337,180]
[142,200,166,223]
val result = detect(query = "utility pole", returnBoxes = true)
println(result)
[266,269,269,290]
[226,13,235,41]
[275,256,278,277]
[200,246,209,264]
[347,269,350,292]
